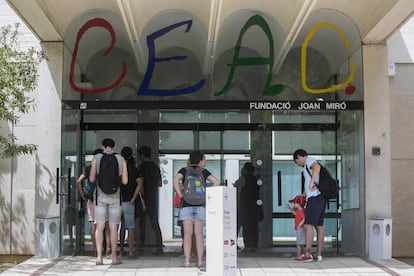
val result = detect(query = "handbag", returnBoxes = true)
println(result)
[173,192,182,208]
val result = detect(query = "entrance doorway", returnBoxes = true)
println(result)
[60,108,354,255]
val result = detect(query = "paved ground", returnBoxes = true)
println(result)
[2,251,414,275]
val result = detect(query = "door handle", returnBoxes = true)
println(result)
[277,170,282,206]
[56,168,71,204]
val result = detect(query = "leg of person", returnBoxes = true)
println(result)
[127,228,135,258]
[87,200,96,250]
[304,224,314,255]
[107,201,122,265]
[134,216,142,255]
[91,222,97,250]
[182,219,193,266]
[193,220,204,268]
[94,203,107,265]
[316,225,324,261]
[119,215,126,256]
[139,212,146,248]
[95,222,105,265]
[314,195,326,261]
[123,202,136,258]
[293,227,307,262]
[104,221,111,258]
[147,208,163,254]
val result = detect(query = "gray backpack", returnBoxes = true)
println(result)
[182,166,206,205]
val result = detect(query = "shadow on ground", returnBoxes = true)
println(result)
[0,255,32,273]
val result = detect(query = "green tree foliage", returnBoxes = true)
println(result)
[0,23,46,159]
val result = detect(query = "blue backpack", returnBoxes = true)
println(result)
[82,166,96,200]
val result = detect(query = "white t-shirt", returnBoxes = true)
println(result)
[304,156,321,200]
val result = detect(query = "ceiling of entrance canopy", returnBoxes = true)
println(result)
[8,0,414,59]
[6,0,414,102]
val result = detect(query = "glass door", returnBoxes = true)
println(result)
[271,112,341,252]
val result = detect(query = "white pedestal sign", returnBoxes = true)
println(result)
[206,186,237,276]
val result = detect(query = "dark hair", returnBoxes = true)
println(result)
[189,151,204,165]
[138,145,151,158]
[293,149,308,160]
[102,138,115,148]
[93,148,103,155]
[121,146,133,160]
[241,162,255,176]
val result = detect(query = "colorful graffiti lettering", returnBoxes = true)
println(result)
[70,16,356,97]
[70,18,127,94]
[301,22,356,94]
[214,15,284,97]
[138,20,206,96]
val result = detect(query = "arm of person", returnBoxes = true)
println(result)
[298,217,305,229]
[173,173,184,197]
[130,178,141,204]
[89,158,96,183]
[309,161,321,191]
[121,159,128,185]
[207,174,220,186]
[76,174,86,201]
[286,204,296,215]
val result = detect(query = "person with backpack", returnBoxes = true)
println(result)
[89,138,128,266]
[76,148,108,252]
[137,145,164,255]
[292,149,326,262]
[173,151,220,268]
[119,146,142,259]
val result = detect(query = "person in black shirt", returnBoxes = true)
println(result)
[138,145,164,255]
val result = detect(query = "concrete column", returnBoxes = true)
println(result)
[363,44,392,255]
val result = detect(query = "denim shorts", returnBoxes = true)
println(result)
[121,201,135,228]
[178,206,206,221]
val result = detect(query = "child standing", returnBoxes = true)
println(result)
[287,195,307,261]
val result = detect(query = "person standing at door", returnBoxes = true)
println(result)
[137,145,164,255]
[89,138,128,265]
[119,146,142,259]
[234,162,260,252]
[173,151,220,268]
[293,149,326,262]
[287,194,306,260]
[76,148,103,250]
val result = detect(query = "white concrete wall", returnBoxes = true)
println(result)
[387,16,414,257]
[363,44,392,256]
[0,0,62,255]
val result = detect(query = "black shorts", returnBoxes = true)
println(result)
[304,194,326,226]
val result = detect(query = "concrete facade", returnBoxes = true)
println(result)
[1,0,414,257]
[388,18,414,256]
[0,0,62,254]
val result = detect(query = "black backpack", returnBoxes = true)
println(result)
[182,166,206,205]
[97,152,121,194]
[306,163,339,200]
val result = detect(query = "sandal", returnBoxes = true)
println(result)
[180,262,190,267]
[96,261,103,265]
